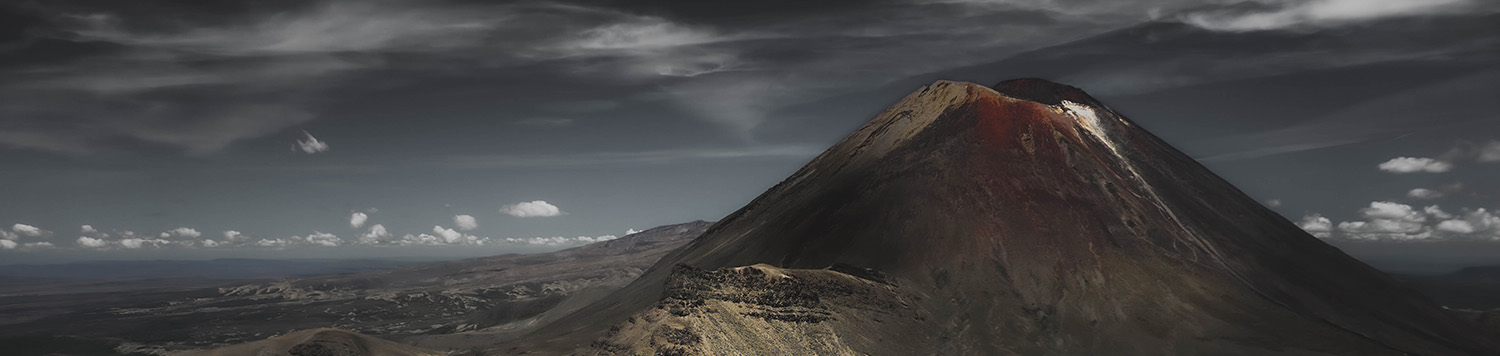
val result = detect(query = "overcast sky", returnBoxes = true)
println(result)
[0,0,1497,267]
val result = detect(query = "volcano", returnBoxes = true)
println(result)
[495,79,1499,355]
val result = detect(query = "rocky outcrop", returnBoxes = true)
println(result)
[581,264,923,356]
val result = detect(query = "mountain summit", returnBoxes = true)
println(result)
[501,79,1498,355]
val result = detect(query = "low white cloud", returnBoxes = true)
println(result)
[24,242,55,248]
[454,215,478,231]
[202,239,221,248]
[1424,205,1454,220]
[1436,219,1475,234]
[398,233,441,245]
[1360,201,1424,221]
[1378,157,1452,173]
[223,230,246,240]
[1335,201,1431,240]
[358,224,391,244]
[350,212,369,229]
[626,228,641,235]
[1180,0,1474,32]
[77,236,110,248]
[1311,202,1500,241]
[255,238,295,247]
[500,200,564,217]
[1298,214,1334,238]
[120,238,169,249]
[1407,188,1444,200]
[505,234,618,246]
[295,131,330,154]
[81,225,97,234]
[12,224,44,238]
[0,239,16,249]
[1441,208,1500,239]
[1479,141,1500,163]
[163,227,202,239]
[1264,199,1283,208]
[302,231,342,247]
[577,235,617,243]
[396,229,488,246]
[433,225,464,244]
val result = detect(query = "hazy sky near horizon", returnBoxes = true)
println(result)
[1,0,1497,264]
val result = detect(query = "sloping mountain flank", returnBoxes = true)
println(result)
[498,79,1498,355]
[182,328,443,356]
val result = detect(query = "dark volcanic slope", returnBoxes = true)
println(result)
[183,328,443,356]
[502,80,1499,355]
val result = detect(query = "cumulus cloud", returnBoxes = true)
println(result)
[24,242,55,248]
[1377,157,1452,173]
[224,230,246,241]
[500,200,564,217]
[397,233,441,245]
[350,212,368,228]
[77,236,110,248]
[163,227,202,239]
[433,226,464,244]
[81,225,97,234]
[626,228,641,235]
[302,231,342,247]
[1332,201,1432,240]
[1263,199,1283,208]
[1298,214,1334,238]
[577,235,618,243]
[1360,201,1424,221]
[505,234,619,246]
[255,238,295,248]
[358,224,391,244]
[1306,201,1432,240]
[120,237,169,249]
[1480,141,1500,163]
[396,229,488,246]
[1438,140,1500,164]
[295,131,330,154]
[1439,208,1500,239]
[1311,202,1500,241]
[1180,0,1475,32]
[454,215,478,231]
[0,239,16,249]
[1407,188,1444,200]
[1436,219,1475,234]
[12,224,45,238]
[1424,205,1454,220]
